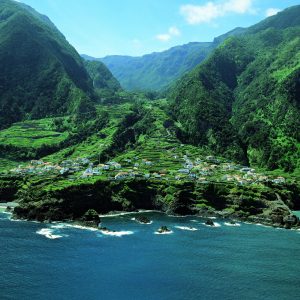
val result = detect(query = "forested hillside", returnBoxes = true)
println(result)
[170,5,300,173]
[0,0,96,129]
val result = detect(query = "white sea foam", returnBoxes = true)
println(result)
[9,218,23,222]
[190,219,199,223]
[175,226,198,231]
[0,211,12,215]
[50,224,67,229]
[224,222,241,227]
[99,230,134,237]
[154,230,173,235]
[202,222,221,228]
[131,217,153,225]
[65,224,98,231]
[99,210,158,218]
[255,223,271,228]
[208,217,217,219]
[36,228,62,239]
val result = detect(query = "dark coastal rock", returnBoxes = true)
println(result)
[135,215,151,224]
[283,215,299,225]
[81,209,101,227]
[99,226,113,232]
[229,220,236,225]
[157,226,171,233]
[205,219,215,226]
[5,206,12,212]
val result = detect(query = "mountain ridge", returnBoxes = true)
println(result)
[83,29,246,92]
[170,5,300,173]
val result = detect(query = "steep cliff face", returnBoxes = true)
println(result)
[10,175,300,229]
[170,6,300,173]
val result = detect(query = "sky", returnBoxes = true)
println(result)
[17,0,300,57]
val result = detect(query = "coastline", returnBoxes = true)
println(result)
[0,202,18,213]
[3,207,300,231]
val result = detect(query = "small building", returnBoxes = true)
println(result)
[240,167,255,173]
[92,168,102,175]
[272,177,285,184]
[153,173,161,179]
[189,173,197,179]
[178,169,190,174]
[30,160,44,166]
[60,168,70,175]
[115,172,129,180]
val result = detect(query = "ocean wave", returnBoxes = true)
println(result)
[99,230,134,237]
[99,210,159,218]
[224,222,241,227]
[130,217,153,225]
[175,226,198,231]
[36,228,63,239]
[0,211,12,215]
[190,219,199,223]
[50,224,67,229]
[255,223,271,228]
[154,230,173,235]
[68,224,98,231]
[202,222,221,228]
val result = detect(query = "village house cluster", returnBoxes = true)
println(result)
[8,154,286,186]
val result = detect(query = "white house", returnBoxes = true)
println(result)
[115,172,129,180]
[178,169,190,174]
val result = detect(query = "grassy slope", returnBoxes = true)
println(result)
[0,119,68,149]
[2,99,299,226]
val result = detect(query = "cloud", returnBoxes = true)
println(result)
[180,0,254,25]
[156,26,181,42]
[266,8,281,17]
[156,34,171,42]
[169,26,181,36]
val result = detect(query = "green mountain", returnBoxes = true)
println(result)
[84,60,121,92]
[82,28,239,91]
[0,0,96,129]
[83,28,245,92]
[170,5,300,173]
[0,3,299,228]
[97,42,213,91]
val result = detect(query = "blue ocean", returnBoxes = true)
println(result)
[1,211,300,300]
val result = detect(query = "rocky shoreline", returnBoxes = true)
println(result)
[4,206,299,231]
[1,176,299,230]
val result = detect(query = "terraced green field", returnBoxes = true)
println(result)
[0,118,68,148]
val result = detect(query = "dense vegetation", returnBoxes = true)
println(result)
[170,5,300,174]
[0,0,95,129]
[0,1,299,226]
[83,60,121,99]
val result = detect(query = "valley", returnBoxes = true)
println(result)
[0,0,299,230]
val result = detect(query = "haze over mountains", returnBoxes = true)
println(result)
[83,27,246,92]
